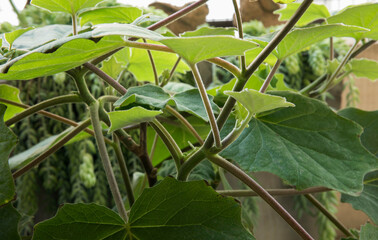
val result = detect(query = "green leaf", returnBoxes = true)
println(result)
[220,91,377,195]
[346,59,378,81]
[0,105,18,206]
[92,23,164,41]
[0,85,24,122]
[0,203,21,240]
[341,171,378,224]
[360,223,378,240]
[33,179,254,239]
[274,0,295,3]
[163,82,195,93]
[2,27,34,49]
[114,85,219,122]
[128,40,189,82]
[31,0,104,15]
[0,36,125,80]
[32,203,126,240]
[147,117,210,166]
[225,89,294,115]
[327,3,378,40]
[108,107,162,132]
[160,36,258,64]
[277,24,368,59]
[180,26,236,37]
[100,55,123,79]
[338,108,378,157]
[79,6,142,26]
[12,25,72,50]
[158,159,215,182]
[127,177,254,240]
[245,47,277,66]
[275,3,330,27]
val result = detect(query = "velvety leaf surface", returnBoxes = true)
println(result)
[0,36,124,80]
[327,3,378,40]
[180,26,236,37]
[275,3,330,27]
[147,117,210,166]
[0,203,21,240]
[220,91,377,195]
[360,223,378,240]
[346,59,378,81]
[2,27,34,48]
[341,171,378,224]
[225,89,294,115]
[127,177,254,240]
[114,85,219,122]
[0,105,17,206]
[0,84,24,122]
[108,107,162,132]
[31,0,104,15]
[277,24,368,59]
[92,23,164,41]
[160,36,258,64]
[79,6,142,26]
[338,108,378,157]
[12,25,72,50]
[128,40,189,82]
[32,203,126,240]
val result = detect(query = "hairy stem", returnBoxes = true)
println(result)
[190,63,221,148]
[149,133,158,159]
[221,113,253,150]
[5,94,82,126]
[90,102,128,221]
[330,37,334,60]
[232,0,246,72]
[143,39,159,85]
[113,135,135,207]
[260,59,282,93]
[305,194,353,238]
[13,119,91,179]
[165,105,203,144]
[217,187,330,197]
[209,154,314,240]
[150,119,183,169]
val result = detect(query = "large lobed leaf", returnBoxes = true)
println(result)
[31,0,104,15]
[0,203,21,240]
[220,91,377,195]
[0,105,18,206]
[79,6,142,26]
[275,3,330,27]
[327,3,378,40]
[33,178,254,240]
[360,223,378,240]
[346,59,378,82]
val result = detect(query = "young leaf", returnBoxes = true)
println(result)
[346,59,378,81]
[0,203,21,240]
[2,27,34,49]
[0,36,125,80]
[220,91,377,195]
[180,26,236,37]
[32,203,127,240]
[276,24,368,60]
[108,107,162,132]
[224,89,295,115]
[0,85,24,122]
[12,25,72,50]
[341,171,378,224]
[31,0,104,15]
[127,177,254,240]
[160,36,258,64]
[0,105,18,206]
[327,3,378,40]
[338,108,378,157]
[360,223,378,240]
[79,6,142,26]
[275,3,330,27]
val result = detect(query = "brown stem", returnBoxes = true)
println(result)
[143,39,159,85]
[217,187,331,197]
[209,154,314,240]
[260,59,282,93]
[305,194,353,238]
[232,0,246,71]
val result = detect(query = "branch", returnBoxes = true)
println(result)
[143,39,159,85]
[232,0,246,71]
[305,194,353,238]
[259,59,282,93]
[208,154,314,240]
[4,94,82,126]
[13,119,91,179]
[217,187,331,197]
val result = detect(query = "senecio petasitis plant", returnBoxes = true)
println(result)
[0,0,377,239]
